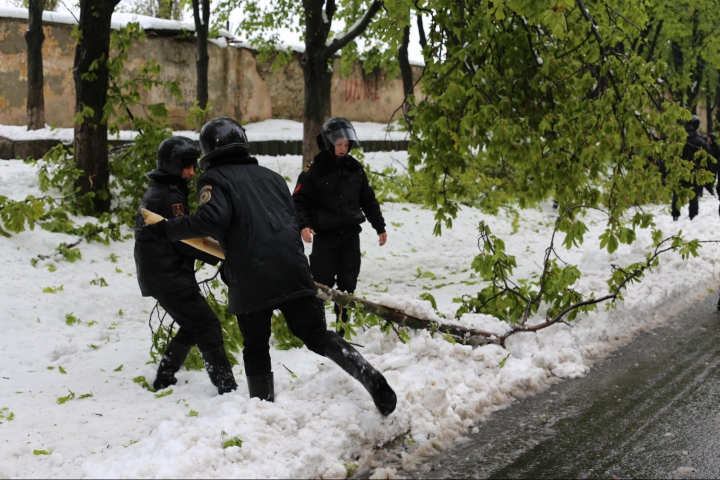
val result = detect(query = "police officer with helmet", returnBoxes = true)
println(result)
[135,136,238,394]
[143,118,396,415]
[292,118,387,333]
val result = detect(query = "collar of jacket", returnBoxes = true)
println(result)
[199,144,257,170]
[147,170,190,196]
[312,150,362,176]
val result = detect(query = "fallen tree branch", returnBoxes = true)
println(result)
[315,283,498,344]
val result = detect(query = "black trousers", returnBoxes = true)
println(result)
[671,184,703,219]
[310,230,361,294]
[155,287,224,352]
[235,295,330,376]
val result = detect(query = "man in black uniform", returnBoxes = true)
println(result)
[292,117,387,333]
[671,115,709,221]
[143,118,396,416]
[135,136,237,394]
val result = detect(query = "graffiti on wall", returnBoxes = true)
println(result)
[342,74,385,103]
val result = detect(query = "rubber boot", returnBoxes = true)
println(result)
[153,340,192,391]
[324,333,397,416]
[201,345,238,395]
[247,372,275,402]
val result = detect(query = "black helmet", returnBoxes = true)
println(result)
[685,115,701,134]
[198,117,249,167]
[156,136,200,176]
[317,117,360,153]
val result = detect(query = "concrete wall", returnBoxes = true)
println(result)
[0,16,422,129]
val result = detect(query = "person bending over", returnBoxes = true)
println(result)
[135,136,237,394]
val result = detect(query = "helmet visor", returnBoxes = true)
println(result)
[325,126,360,148]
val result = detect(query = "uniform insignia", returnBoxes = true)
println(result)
[198,185,213,206]
[293,183,302,194]
[302,162,313,173]
[172,203,185,217]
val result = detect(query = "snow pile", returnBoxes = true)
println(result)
[0,120,408,146]
[1,150,719,478]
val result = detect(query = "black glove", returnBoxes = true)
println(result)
[219,262,228,285]
[144,220,168,242]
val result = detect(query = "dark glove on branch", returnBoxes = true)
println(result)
[144,220,168,242]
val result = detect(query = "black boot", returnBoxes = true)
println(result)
[201,345,238,395]
[324,333,397,416]
[153,340,192,391]
[247,372,274,402]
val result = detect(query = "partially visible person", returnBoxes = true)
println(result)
[671,115,709,221]
[143,118,396,416]
[707,133,720,200]
[292,117,387,334]
[135,136,237,394]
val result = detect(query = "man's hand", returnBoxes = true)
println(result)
[301,227,316,243]
[144,220,168,242]
[378,232,387,246]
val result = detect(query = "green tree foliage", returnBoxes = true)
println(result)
[401,0,712,332]
[644,0,720,114]
[406,0,711,229]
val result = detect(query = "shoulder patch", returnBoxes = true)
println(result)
[172,203,185,217]
[302,162,313,173]
[198,185,213,206]
[293,183,302,195]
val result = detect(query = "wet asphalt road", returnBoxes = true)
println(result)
[420,293,720,479]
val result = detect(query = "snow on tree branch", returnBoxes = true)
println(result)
[320,0,382,60]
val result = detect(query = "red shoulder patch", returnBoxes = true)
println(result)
[172,203,185,217]
[293,183,302,195]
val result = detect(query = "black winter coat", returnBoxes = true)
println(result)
[681,132,710,187]
[134,171,219,297]
[682,131,709,164]
[293,150,385,235]
[164,146,317,314]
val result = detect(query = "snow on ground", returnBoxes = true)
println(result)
[1,151,720,478]
[0,120,408,146]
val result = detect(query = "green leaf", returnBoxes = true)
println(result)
[33,450,51,456]
[187,410,198,417]
[65,313,80,326]
[113,365,123,372]
[57,390,75,404]
[58,366,67,374]
[133,376,154,391]
[42,285,64,294]
[155,389,173,399]
[222,437,243,448]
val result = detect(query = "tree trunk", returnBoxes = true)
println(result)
[73,0,120,214]
[398,25,413,115]
[301,56,333,165]
[300,0,382,166]
[301,0,334,165]
[25,0,45,131]
[192,0,210,111]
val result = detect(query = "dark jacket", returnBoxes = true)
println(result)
[682,131,709,164]
[134,171,219,297]
[681,131,710,188]
[164,145,317,314]
[293,150,385,235]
